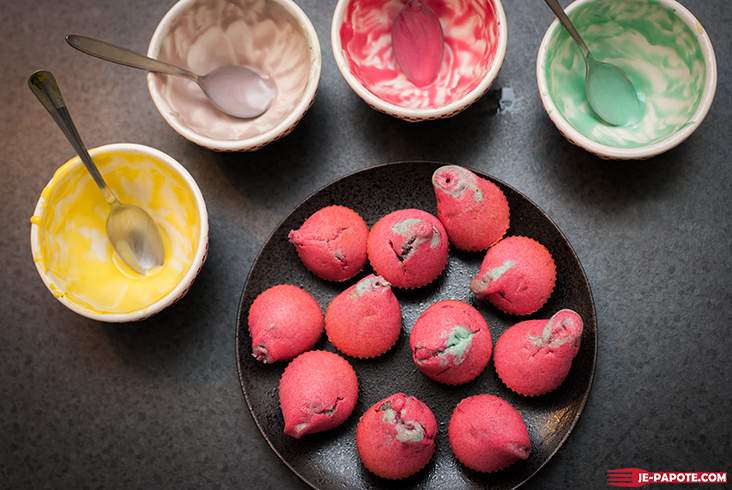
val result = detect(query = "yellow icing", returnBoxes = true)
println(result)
[32,149,202,315]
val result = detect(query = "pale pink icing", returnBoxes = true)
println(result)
[151,0,312,141]
[339,0,500,109]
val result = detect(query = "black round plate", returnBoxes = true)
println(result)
[235,161,597,490]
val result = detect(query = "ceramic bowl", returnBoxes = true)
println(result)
[331,0,507,122]
[537,0,717,160]
[147,0,321,151]
[30,143,209,323]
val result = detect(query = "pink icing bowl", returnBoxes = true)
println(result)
[331,0,507,122]
[147,0,322,151]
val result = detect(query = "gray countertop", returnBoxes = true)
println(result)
[2,1,730,489]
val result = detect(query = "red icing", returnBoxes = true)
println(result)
[339,0,501,109]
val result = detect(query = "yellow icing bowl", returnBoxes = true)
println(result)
[30,143,209,322]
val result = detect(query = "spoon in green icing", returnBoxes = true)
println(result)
[544,0,641,126]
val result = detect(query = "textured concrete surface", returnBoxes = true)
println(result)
[1,1,730,489]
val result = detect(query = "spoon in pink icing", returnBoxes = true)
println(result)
[391,0,444,87]
[66,34,277,119]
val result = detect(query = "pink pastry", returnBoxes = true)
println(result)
[325,274,402,358]
[356,393,437,479]
[288,205,369,282]
[494,309,583,396]
[248,284,324,363]
[367,209,449,289]
[432,165,510,251]
[470,236,556,315]
[448,394,531,473]
[409,300,492,385]
[279,350,359,438]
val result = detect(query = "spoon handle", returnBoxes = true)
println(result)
[66,34,198,81]
[28,70,116,205]
[543,0,590,58]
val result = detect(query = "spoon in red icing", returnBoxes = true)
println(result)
[391,0,444,87]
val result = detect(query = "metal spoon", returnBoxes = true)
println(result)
[66,34,277,119]
[543,0,641,126]
[28,70,165,275]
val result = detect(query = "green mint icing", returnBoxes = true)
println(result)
[443,326,474,365]
[485,259,516,282]
[541,0,707,147]
[433,165,483,202]
[395,420,425,443]
[377,398,425,443]
[391,218,423,236]
[391,219,441,250]
[473,188,483,202]
[353,276,375,297]
[530,313,577,348]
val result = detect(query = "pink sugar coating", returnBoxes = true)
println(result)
[288,205,369,282]
[409,300,492,385]
[248,284,323,363]
[279,350,359,438]
[494,309,583,396]
[470,236,556,315]
[325,274,402,358]
[448,394,531,473]
[432,165,509,251]
[367,209,449,289]
[356,393,437,479]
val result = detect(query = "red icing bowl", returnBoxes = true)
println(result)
[331,0,507,121]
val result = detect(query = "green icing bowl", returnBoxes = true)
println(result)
[537,0,716,160]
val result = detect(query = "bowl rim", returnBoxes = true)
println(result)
[146,0,322,151]
[30,143,209,323]
[536,0,718,160]
[331,0,508,120]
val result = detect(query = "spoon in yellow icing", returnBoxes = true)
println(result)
[28,70,165,275]
[66,35,276,119]
[544,0,641,126]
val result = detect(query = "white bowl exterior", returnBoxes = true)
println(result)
[331,0,507,122]
[30,143,209,323]
[536,0,717,160]
[147,0,321,151]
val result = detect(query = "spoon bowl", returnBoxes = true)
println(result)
[106,201,165,273]
[543,0,641,126]
[28,70,165,275]
[66,34,277,119]
[391,0,444,87]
